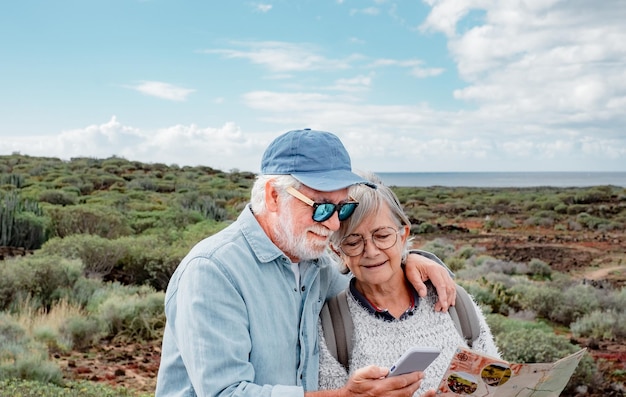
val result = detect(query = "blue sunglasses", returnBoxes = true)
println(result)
[286,186,359,222]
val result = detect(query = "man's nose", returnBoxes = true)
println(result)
[321,211,341,231]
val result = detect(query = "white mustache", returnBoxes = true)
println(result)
[308,225,332,238]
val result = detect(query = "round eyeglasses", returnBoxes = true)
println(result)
[339,226,402,257]
[286,186,359,222]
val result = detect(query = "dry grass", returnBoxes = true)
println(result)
[14,298,84,335]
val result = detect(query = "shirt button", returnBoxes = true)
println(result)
[301,286,306,292]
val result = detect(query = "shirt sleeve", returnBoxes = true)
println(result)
[169,256,305,397]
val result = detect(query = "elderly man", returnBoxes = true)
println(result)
[155,129,454,397]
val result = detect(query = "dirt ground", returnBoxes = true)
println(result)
[56,224,626,396]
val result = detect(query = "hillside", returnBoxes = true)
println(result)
[1,153,625,396]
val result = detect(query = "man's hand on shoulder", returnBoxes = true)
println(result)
[404,251,456,312]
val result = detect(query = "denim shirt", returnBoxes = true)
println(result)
[155,205,348,397]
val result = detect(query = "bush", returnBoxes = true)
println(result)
[511,281,601,326]
[0,314,63,384]
[113,235,181,289]
[459,279,513,315]
[496,327,596,394]
[571,309,626,340]
[527,258,552,280]
[45,204,132,239]
[0,379,150,397]
[417,238,456,261]
[38,190,78,206]
[576,212,611,230]
[96,287,165,342]
[0,255,83,311]
[59,315,105,351]
[8,211,49,250]
[0,191,48,249]
[39,234,127,278]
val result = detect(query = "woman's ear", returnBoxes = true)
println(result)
[400,224,410,243]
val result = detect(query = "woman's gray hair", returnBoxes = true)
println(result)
[330,171,412,274]
[250,174,301,214]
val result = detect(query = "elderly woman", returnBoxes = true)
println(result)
[318,172,500,396]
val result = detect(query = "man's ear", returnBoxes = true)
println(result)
[264,179,280,213]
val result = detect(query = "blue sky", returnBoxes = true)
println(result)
[1,0,625,173]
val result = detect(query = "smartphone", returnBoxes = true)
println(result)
[387,346,441,377]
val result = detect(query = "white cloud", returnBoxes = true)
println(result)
[203,41,353,73]
[327,74,373,92]
[0,117,271,171]
[239,89,625,171]
[370,58,444,78]
[255,4,272,13]
[127,81,195,101]
[417,0,626,151]
[350,7,380,16]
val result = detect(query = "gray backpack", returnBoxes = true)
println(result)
[320,283,481,371]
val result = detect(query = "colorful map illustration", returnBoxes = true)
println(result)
[436,346,586,397]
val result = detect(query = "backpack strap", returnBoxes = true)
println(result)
[321,283,481,369]
[448,284,481,348]
[320,289,353,370]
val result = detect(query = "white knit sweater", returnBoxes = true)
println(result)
[317,285,500,395]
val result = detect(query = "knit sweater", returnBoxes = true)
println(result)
[317,284,500,395]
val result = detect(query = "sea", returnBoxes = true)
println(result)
[375,172,626,188]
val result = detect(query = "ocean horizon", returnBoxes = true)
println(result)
[375,172,626,188]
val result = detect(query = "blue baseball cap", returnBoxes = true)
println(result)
[261,129,370,192]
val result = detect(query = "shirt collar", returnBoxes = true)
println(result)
[349,277,419,321]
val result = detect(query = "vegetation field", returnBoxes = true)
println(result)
[1,154,624,396]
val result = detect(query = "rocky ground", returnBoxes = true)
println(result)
[55,224,626,396]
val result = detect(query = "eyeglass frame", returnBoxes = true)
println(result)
[285,186,359,222]
[339,226,404,257]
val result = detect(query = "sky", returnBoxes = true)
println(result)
[1,0,625,174]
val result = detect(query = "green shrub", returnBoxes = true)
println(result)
[0,191,48,249]
[0,256,83,311]
[496,327,596,394]
[527,258,552,280]
[417,238,456,261]
[571,309,626,340]
[96,287,165,342]
[0,314,63,384]
[510,280,602,326]
[177,192,228,221]
[39,234,126,278]
[459,279,512,315]
[0,378,151,397]
[113,235,180,289]
[444,256,467,272]
[485,313,553,336]
[550,284,601,325]
[576,212,611,230]
[59,315,105,351]
[45,204,132,239]
[39,189,78,206]
[9,211,49,249]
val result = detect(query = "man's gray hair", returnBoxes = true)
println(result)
[250,174,301,214]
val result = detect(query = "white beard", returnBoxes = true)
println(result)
[273,203,331,261]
